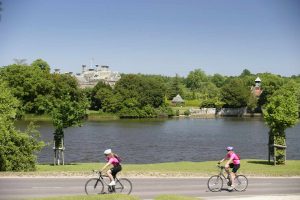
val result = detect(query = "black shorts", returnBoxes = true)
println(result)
[229,163,240,173]
[110,165,122,178]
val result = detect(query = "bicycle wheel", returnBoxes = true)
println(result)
[207,175,223,192]
[234,175,248,191]
[115,178,132,194]
[85,178,104,195]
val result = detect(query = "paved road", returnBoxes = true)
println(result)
[0,177,299,200]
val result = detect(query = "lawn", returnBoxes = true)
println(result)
[27,194,201,200]
[2,160,299,177]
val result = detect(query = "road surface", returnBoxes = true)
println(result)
[0,177,299,199]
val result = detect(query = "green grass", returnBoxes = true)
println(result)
[23,114,52,121]
[171,106,197,115]
[87,112,119,121]
[28,194,140,200]
[155,194,200,200]
[2,160,297,177]
[27,194,202,200]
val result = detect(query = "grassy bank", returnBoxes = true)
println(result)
[2,160,299,177]
[28,194,200,200]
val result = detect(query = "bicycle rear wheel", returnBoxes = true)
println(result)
[115,178,132,194]
[207,175,223,192]
[234,175,248,191]
[85,178,104,195]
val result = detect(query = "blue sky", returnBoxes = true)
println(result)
[0,0,299,77]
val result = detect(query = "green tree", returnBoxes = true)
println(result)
[0,81,44,171]
[91,81,113,110]
[210,73,226,88]
[169,74,184,100]
[0,64,54,114]
[257,73,284,107]
[52,93,88,165]
[240,69,252,77]
[221,78,250,108]
[114,74,165,117]
[186,69,209,91]
[31,59,51,72]
[263,86,299,165]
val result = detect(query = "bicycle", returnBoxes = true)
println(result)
[85,170,132,195]
[207,165,248,192]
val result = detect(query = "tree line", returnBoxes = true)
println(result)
[1,60,300,118]
[0,59,299,170]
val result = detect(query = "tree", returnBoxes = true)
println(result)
[240,69,252,77]
[169,74,184,100]
[114,74,165,118]
[31,59,51,72]
[0,64,54,114]
[210,73,226,88]
[263,84,299,165]
[52,93,88,165]
[0,81,44,171]
[257,73,284,107]
[186,69,208,91]
[221,78,250,108]
[90,81,113,110]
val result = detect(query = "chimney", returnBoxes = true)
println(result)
[82,65,86,73]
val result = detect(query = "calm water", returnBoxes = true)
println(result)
[15,118,300,164]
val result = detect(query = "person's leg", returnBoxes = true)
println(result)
[107,169,115,185]
[230,172,236,187]
[230,164,240,189]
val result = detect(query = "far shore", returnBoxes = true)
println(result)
[21,111,263,122]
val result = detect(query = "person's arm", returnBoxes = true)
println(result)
[100,162,111,173]
[218,157,226,164]
[225,157,233,168]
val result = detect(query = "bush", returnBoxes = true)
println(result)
[0,121,44,171]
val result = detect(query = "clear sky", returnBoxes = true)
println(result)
[0,0,299,77]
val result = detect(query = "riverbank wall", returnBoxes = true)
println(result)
[189,107,262,117]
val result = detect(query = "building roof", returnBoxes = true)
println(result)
[172,94,184,103]
[255,77,261,82]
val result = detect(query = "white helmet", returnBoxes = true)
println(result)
[226,146,234,151]
[104,149,112,155]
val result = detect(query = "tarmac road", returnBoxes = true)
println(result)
[0,177,299,200]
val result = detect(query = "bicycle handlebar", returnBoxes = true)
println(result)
[92,170,104,178]
[216,164,225,169]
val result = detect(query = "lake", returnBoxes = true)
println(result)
[16,117,300,164]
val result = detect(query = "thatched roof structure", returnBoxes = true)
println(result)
[172,94,184,103]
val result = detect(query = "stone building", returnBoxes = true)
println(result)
[74,64,121,88]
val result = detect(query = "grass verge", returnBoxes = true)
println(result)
[28,194,140,200]
[1,160,299,177]
[27,194,202,200]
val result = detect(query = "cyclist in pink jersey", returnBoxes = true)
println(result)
[218,146,240,190]
[100,149,122,186]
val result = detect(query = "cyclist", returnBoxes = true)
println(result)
[218,146,240,190]
[100,149,122,186]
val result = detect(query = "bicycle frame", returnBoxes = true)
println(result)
[217,165,230,181]
[97,171,119,192]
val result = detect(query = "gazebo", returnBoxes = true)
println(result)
[172,94,184,105]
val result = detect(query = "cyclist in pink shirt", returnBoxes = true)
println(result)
[100,149,122,186]
[218,146,240,190]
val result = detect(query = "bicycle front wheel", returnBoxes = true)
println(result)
[234,175,248,191]
[207,175,223,192]
[115,178,132,194]
[85,178,104,195]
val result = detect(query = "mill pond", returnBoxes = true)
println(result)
[16,117,300,164]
